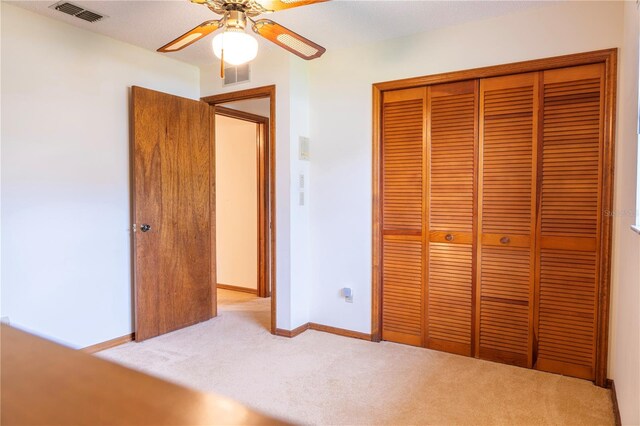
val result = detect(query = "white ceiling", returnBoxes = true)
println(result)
[8,0,557,67]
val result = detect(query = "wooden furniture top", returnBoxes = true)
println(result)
[1,325,285,426]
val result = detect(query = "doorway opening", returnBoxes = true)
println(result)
[203,86,276,334]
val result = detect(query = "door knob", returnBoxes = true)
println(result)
[500,236,510,244]
[141,224,151,232]
[445,234,454,242]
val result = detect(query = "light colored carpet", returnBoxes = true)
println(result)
[99,289,614,425]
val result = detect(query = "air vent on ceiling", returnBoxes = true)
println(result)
[50,1,106,23]
[224,63,250,86]
[54,2,82,15]
[75,10,104,23]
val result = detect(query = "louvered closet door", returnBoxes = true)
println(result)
[425,81,477,356]
[380,88,426,346]
[535,64,604,380]
[477,73,538,367]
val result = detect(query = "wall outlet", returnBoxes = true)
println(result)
[342,288,353,303]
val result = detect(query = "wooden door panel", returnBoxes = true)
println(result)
[538,249,596,378]
[426,81,477,356]
[132,86,213,342]
[428,81,476,234]
[479,246,530,366]
[382,90,424,233]
[535,64,603,380]
[427,243,473,355]
[478,73,537,367]
[382,237,423,346]
[381,88,426,346]
[540,67,601,239]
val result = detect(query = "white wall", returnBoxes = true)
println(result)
[609,2,640,424]
[0,3,200,348]
[288,59,312,328]
[215,115,258,290]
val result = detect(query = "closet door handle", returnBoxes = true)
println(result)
[445,234,454,242]
[500,236,510,244]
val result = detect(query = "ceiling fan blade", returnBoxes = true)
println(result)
[254,0,328,12]
[158,20,222,53]
[252,20,325,60]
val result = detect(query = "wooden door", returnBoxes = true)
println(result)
[425,81,477,356]
[477,73,538,367]
[380,87,426,346]
[535,64,605,380]
[132,86,215,342]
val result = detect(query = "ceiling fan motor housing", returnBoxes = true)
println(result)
[225,10,247,30]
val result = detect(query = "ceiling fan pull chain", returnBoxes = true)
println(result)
[220,47,225,79]
[219,28,225,79]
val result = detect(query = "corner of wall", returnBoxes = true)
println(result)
[608,2,640,424]
[288,58,312,329]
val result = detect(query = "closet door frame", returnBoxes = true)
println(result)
[371,48,617,387]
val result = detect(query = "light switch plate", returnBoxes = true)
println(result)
[299,136,310,161]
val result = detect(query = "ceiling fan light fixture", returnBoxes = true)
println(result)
[212,28,259,65]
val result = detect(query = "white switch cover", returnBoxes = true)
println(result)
[299,136,310,161]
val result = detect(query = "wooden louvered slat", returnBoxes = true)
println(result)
[541,74,600,238]
[382,91,424,232]
[426,81,476,356]
[382,237,423,343]
[535,64,604,381]
[427,243,473,354]
[381,88,426,346]
[429,82,476,234]
[477,73,537,367]
[537,249,597,378]
[479,246,530,366]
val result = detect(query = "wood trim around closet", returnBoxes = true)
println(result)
[596,50,617,387]
[371,49,617,387]
[374,49,617,92]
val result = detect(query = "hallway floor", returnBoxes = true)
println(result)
[99,289,614,425]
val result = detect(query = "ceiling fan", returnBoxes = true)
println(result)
[158,0,327,76]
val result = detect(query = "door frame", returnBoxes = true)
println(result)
[371,49,617,386]
[214,105,270,298]
[202,85,277,334]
